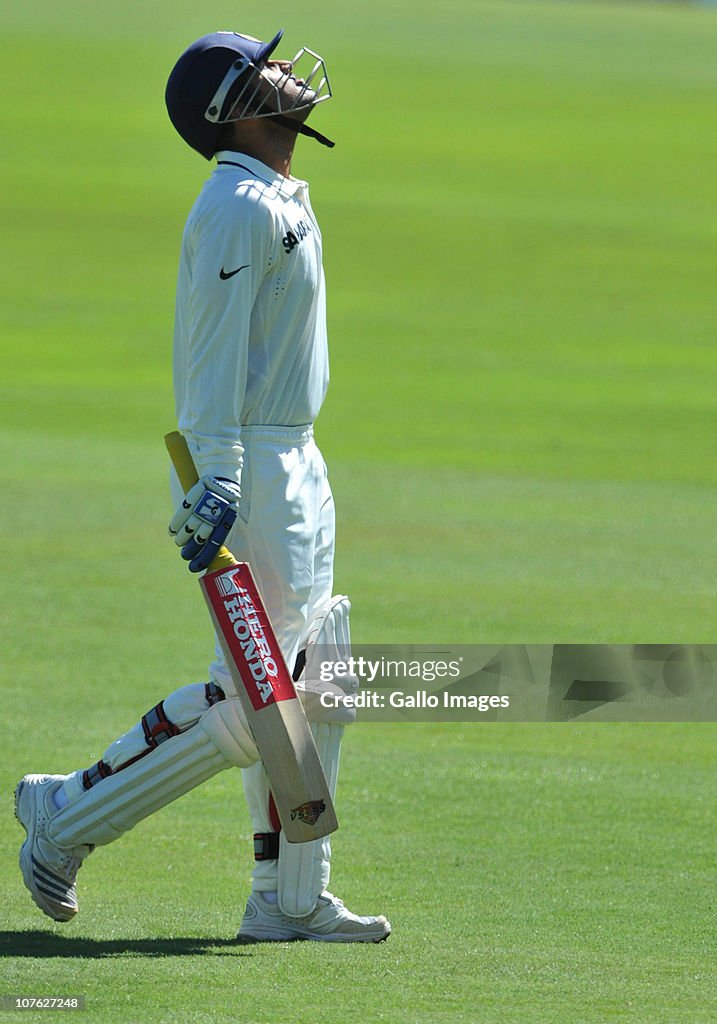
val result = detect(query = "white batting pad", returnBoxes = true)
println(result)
[274,597,352,913]
[98,683,217,773]
[243,595,353,907]
[277,722,343,917]
[306,594,352,658]
[299,595,358,725]
[48,700,258,849]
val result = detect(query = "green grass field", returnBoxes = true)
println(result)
[1,1,715,1022]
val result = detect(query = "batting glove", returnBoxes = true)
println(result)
[169,477,241,572]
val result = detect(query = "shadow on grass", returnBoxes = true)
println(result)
[0,931,253,959]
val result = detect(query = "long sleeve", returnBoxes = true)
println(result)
[174,190,273,484]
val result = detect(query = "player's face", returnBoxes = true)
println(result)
[207,45,331,125]
[260,58,317,113]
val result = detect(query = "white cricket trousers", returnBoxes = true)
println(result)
[211,424,335,678]
[169,424,335,675]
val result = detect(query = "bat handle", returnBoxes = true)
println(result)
[164,430,237,572]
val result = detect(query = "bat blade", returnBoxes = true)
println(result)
[201,561,338,842]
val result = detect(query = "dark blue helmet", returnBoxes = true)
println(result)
[165,30,284,159]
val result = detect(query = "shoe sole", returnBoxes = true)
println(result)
[15,777,77,923]
[237,924,392,944]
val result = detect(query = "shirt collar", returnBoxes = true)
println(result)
[214,150,306,198]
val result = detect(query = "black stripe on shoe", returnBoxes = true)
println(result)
[31,855,70,889]
[32,872,74,901]
[33,880,76,907]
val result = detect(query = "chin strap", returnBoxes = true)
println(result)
[272,114,335,149]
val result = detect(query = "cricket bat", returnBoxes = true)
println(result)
[165,430,338,843]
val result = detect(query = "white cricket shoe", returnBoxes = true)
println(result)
[237,890,391,943]
[15,774,89,923]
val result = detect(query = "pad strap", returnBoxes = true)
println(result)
[205,681,227,706]
[82,760,113,791]
[142,701,181,749]
[81,701,183,790]
[292,648,306,682]
[253,832,280,861]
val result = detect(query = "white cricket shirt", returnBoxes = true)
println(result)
[172,151,329,483]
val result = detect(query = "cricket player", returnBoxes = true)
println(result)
[14,27,390,944]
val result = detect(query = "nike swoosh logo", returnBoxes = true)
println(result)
[219,264,250,280]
